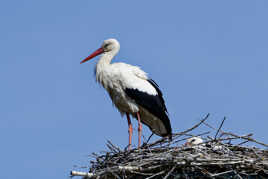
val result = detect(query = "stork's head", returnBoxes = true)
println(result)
[80,38,120,64]
[185,137,203,147]
[102,39,120,53]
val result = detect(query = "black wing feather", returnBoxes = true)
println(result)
[124,79,172,138]
[147,79,167,113]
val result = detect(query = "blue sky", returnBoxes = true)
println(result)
[1,1,268,178]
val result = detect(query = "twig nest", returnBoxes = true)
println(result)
[71,114,268,178]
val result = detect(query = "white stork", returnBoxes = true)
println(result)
[185,137,204,147]
[80,38,172,149]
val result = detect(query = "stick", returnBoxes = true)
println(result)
[70,171,95,177]
[163,166,176,179]
[145,113,210,148]
[214,117,226,140]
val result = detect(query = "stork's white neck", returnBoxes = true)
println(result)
[95,50,119,86]
[97,52,114,66]
[97,45,119,66]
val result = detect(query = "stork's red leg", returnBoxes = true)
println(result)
[126,113,133,150]
[137,112,142,148]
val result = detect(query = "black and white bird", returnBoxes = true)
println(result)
[80,38,172,149]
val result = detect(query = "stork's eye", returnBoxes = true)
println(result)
[191,139,196,142]
[103,44,109,48]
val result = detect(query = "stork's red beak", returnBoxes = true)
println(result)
[80,47,104,64]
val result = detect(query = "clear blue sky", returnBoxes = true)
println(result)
[1,1,268,178]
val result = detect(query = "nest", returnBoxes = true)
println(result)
[71,114,268,179]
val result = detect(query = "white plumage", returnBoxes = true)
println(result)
[81,38,172,149]
[96,63,156,110]
[186,137,204,146]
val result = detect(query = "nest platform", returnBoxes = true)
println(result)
[71,114,268,179]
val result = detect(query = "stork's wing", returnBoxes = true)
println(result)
[124,74,172,138]
[147,79,167,113]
